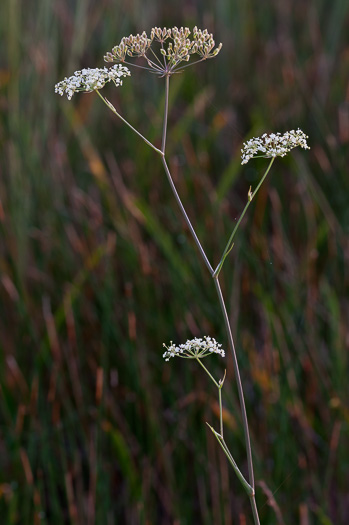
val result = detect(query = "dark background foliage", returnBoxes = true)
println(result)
[0,0,348,523]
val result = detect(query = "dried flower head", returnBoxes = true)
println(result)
[104,26,222,76]
[163,336,225,362]
[241,129,310,165]
[55,64,131,100]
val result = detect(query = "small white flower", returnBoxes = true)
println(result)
[54,64,131,100]
[162,336,225,361]
[241,128,310,165]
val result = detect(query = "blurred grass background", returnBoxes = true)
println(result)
[1,0,349,523]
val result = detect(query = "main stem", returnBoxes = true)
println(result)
[213,277,254,490]
[101,73,260,524]
[160,157,214,275]
[160,75,213,275]
[160,75,259,524]
[161,75,169,153]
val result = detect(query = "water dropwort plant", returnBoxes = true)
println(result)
[56,26,310,524]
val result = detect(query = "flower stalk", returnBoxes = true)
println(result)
[55,27,310,525]
[213,157,275,278]
[95,90,164,156]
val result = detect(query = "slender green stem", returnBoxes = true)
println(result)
[213,276,255,491]
[218,369,226,438]
[220,439,253,496]
[161,75,169,153]
[250,494,261,525]
[208,424,259,522]
[96,91,163,156]
[195,357,220,388]
[207,424,253,495]
[159,78,214,275]
[196,357,224,436]
[158,77,260,524]
[213,157,275,277]
[103,73,262,525]
[218,386,223,438]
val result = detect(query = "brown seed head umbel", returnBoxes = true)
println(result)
[104,26,222,76]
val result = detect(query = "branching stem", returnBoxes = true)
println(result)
[156,76,261,525]
[157,78,260,524]
[101,72,266,525]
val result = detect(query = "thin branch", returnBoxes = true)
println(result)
[148,46,165,68]
[173,57,207,72]
[160,41,167,68]
[143,54,164,72]
[207,424,253,495]
[121,60,157,72]
[213,157,275,277]
[219,387,223,438]
[96,91,163,156]
[195,357,220,388]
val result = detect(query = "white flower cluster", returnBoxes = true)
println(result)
[163,336,225,362]
[55,64,131,100]
[241,129,310,165]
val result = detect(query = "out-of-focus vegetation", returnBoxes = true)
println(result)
[1,0,348,523]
